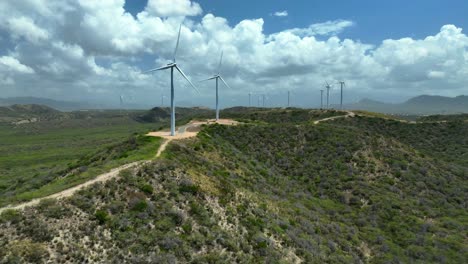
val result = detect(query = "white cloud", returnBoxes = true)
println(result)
[273,11,288,17]
[0,0,467,106]
[145,0,202,17]
[427,71,445,79]
[7,16,49,43]
[0,56,35,74]
[286,20,355,37]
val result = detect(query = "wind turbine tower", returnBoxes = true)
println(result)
[287,90,290,107]
[161,95,166,107]
[325,81,332,109]
[200,51,231,121]
[320,89,324,109]
[146,25,199,136]
[338,81,345,110]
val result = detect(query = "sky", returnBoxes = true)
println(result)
[0,0,467,108]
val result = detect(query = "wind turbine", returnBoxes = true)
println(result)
[338,81,345,110]
[262,94,268,107]
[119,94,124,109]
[325,81,332,109]
[287,90,290,107]
[161,94,167,107]
[200,51,231,121]
[320,89,324,109]
[248,92,253,107]
[145,24,199,136]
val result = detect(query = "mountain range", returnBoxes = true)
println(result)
[346,95,468,115]
[1,95,467,114]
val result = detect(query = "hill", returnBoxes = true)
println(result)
[0,109,466,263]
[348,95,468,115]
[0,104,63,124]
[135,106,214,123]
[0,97,88,111]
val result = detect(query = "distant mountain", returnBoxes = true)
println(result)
[135,107,214,123]
[0,97,88,111]
[0,104,65,123]
[347,95,468,115]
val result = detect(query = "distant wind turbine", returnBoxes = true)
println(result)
[325,81,332,109]
[145,24,199,136]
[262,94,268,107]
[320,89,324,109]
[119,94,124,109]
[287,90,290,107]
[338,81,345,110]
[161,94,167,107]
[200,51,231,121]
[248,92,253,107]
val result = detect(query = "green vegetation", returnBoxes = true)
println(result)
[224,107,345,124]
[0,109,162,207]
[417,113,468,122]
[0,108,466,263]
[332,115,468,166]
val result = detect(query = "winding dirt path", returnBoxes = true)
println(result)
[0,162,142,213]
[314,111,356,124]
[156,139,172,157]
[0,120,238,214]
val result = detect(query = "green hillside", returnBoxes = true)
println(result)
[0,110,467,263]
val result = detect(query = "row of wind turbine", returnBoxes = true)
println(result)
[321,81,346,110]
[145,25,232,136]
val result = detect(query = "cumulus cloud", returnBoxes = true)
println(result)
[286,20,355,37]
[0,0,466,106]
[273,11,288,17]
[0,56,35,74]
[7,16,49,43]
[145,0,202,17]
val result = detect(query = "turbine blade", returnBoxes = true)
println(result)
[145,64,173,73]
[175,65,200,93]
[199,76,217,82]
[217,51,223,74]
[173,24,182,62]
[219,75,231,89]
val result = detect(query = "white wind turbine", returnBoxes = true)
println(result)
[145,24,199,136]
[325,81,332,109]
[338,81,345,110]
[200,51,231,121]
[119,94,124,109]
[320,89,324,109]
[248,91,253,107]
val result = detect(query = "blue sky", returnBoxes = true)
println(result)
[125,0,468,44]
[0,0,467,108]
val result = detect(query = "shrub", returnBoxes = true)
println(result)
[140,184,154,195]
[95,210,110,225]
[6,240,49,263]
[0,209,22,224]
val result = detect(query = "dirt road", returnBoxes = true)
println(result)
[314,111,356,124]
[0,119,238,214]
